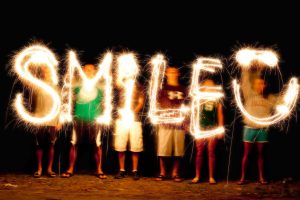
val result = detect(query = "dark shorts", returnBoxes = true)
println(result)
[243,126,268,143]
[71,121,102,147]
[35,126,57,147]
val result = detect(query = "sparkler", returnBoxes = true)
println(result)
[233,78,299,126]
[233,48,299,126]
[60,51,113,125]
[13,45,61,125]
[12,44,298,130]
[148,54,189,124]
[235,48,278,68]
[116,53,139,127]
[189,58,225,139]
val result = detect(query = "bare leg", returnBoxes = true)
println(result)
[114,151,126,179]
[118,152,126,171]
[192,139,205,183]
[132,152,139,172]
[61,145,77,178]
[36,147,43,175]
[47,144,55,174]
[172,158,179,177]
[131,152,140,180]
[257,143,268,184]
[94,145,106,179]
[208,138,217,184]
[239,142,253,183]
[67,145,77,174]
[159,157,167,175]
[155,157,167,180]
[172,157,183,182]
[95,146,103,174]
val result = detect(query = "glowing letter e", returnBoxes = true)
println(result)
[189,58,225,139]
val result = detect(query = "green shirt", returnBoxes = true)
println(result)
[200,101,218,128]
[74,86,103,122]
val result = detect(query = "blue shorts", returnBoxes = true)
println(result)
[243,126,268,143]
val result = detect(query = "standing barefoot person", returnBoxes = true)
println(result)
[33,66,61,178]
[238,66,276,185]
[62,64,106,179]
[191,79,224,184]
[155,66,187,182]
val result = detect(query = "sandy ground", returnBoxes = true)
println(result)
[0,174,300,200]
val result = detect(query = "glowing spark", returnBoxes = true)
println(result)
[60,51,113,125]
[233,78,299,126]
[235,48,278,68]
[13,45,61,125]
[116,53,139,127]
[233,48,299,126]
[189,58,225,139]
[148,54,189,124]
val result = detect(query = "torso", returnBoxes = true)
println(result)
[74,86,103,122]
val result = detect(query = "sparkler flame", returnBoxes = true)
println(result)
[148,54,189,124]
[233,78,299,126]
[235,48,278,68]
[189,58,225,139]
[60,51,113,125]
[116,53,139,127]
[13,45,61,125]
[233,48,299,126]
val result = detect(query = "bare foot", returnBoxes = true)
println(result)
[172,175,183,182]
[155,174,166,181]
[209,177,216,184]
[259,179,268,185]
[191,177,200,184]
[237,179,246,185]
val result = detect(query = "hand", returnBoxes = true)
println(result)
[183,121,190,132]
[55,123,62,131]
[250,63,265,72]
[217,133,225,140]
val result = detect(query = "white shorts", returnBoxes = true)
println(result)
[114,119,143,152]
[156,126,185,157]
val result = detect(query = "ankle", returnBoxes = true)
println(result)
[209,177,216,183]
[259,177,266,181]
[160,172,166,176]
[172,173,179,177]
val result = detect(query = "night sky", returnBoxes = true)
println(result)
[1,2,300,180]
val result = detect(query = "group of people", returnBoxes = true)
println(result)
[31,63,272,185]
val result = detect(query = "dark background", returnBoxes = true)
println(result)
[1,2,300,181]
